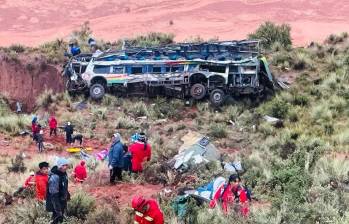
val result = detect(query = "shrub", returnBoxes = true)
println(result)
[0,114,31,134]
[127,101,148,117]
[8,152,26,173]
[6,199,50,224]
[262,96,289,119]
[249,21,292,49]
[67,191,96,220]
[209,123,227,138]
[126,32,174,47]
[85,207,120,224]
[8,44,26,53]
[115,115,137,129]
[291,51,314,71]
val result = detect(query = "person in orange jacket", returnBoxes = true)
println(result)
[209,174,250,216]
[73,160,87,183]
[129,133,151,172]
[35,162,49,201]
[132,196,164,224]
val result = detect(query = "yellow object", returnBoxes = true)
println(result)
[66,147,93,153]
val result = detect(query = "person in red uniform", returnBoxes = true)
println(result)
[24,171,36,188]
[49,115,58,137]
[129,133,151,172]
[132,196,164,224]
[209,174,250,216]
[73,160,87,183]
[35,161,49,201]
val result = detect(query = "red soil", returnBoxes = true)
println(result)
[0,0,348,46]
[88,183,163,207]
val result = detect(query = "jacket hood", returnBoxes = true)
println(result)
[50,165,66,176]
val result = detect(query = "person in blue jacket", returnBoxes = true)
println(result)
[108,133,124,184]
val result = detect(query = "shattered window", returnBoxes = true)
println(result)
[93,65,111,74]
[152,67,162,73]
[131,67,143,74]
[112,66,124,74]
[200,65,226,73]
[171,66,184,73]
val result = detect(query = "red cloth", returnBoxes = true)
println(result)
[23,176,35,188]
[32,123,39,134]
[209,184,233,213]
[209,183,249,216]
[74,161,87,182]
[35,172,48,201]
[49,117,57,129]
[129,142,151,172]
[133,199,164,224]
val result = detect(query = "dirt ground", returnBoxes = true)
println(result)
[0,0,348,46]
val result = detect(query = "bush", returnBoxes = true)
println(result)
[115,115,137,129]
[8,153,26,173]
[262,96,289,119]
[249,21,292,49]
[85,207,120,224]
[6,199,50,224]
[126,32,174,47]
[127,101,148,117]
[8,44,26,53]
[67,191,96,220]
[209,123,227,138]
[0,114,31,134]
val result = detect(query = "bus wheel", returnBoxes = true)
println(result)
[210,89,225,107]
[190,83,206,100]
[90,83,105,100]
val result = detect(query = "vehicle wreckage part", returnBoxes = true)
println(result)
[209,89,225,106]
[89,83,105,100]
[190,83,207,100]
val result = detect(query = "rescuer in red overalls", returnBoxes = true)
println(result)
[132,196,164,224]
[129,133,151,172]
[209,174,250,217]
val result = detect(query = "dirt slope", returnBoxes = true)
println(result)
[0,53,64,111]
[0,0,349,46]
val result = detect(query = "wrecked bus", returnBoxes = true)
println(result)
[63,40,278,106]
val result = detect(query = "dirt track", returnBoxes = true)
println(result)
[0,0,348,46]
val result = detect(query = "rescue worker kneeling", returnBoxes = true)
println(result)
[132,196,164,224]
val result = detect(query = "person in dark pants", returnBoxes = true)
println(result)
[64,122,74,144]
[37,130,44,153]
[72,134,83,146]
[46,158,70,224]
[108,133,124,184]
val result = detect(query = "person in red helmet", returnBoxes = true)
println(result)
[49,115,58,137]
[129,133,151,172]
[131,196,164,224]
[72,160,87,183]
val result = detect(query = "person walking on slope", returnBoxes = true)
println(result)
[129,133,151,173]
[46,158,70,224]
[35,161,49,201]
[72,160,87,183]
[64,122,74,144]
[131,195,164,224]
[49,115,58,137]
[37,130,44,153]
[108,133,124,184]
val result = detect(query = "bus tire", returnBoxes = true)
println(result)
[210,89,225,107]
[190,83,206,100]
[90,83,105,100]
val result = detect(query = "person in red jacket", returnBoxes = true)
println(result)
[73,160,87,183]
[129,133,151,172]
[49,115,58,137]
[132,196,164,224]
[209,174,250,216]
[32,117,40,141]
[24,171,36,188]
[35,161,49,201]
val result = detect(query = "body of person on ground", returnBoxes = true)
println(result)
[46,158,70,224]
[35,161,49,201]
[129,133,152,173]
[108,133,124,184]
[64,122,74,144]
[131,195,164,224]
[49,116,58,137]
[73,160,87,183]
[37,130,44,153]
